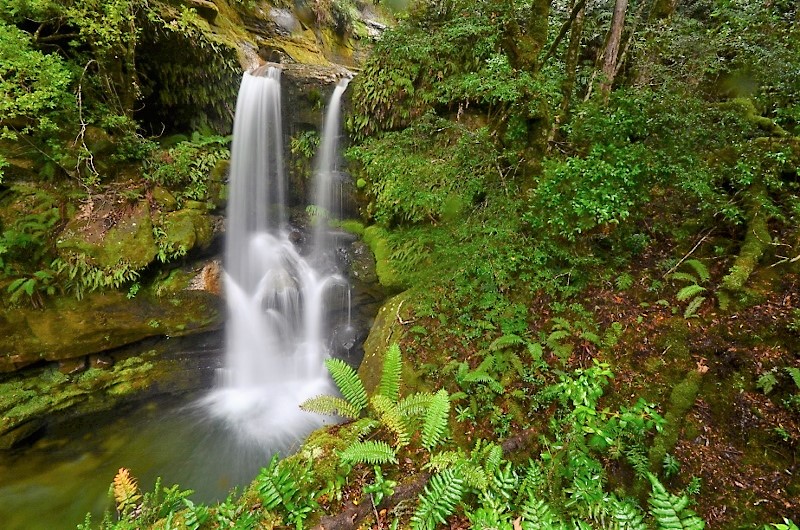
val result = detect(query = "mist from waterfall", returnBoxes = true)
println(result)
[202,67,351,448]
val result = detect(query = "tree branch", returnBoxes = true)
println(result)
[538,0,588,71]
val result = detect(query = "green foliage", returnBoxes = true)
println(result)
[300,395,362,419]
[648,473,705,530]
[339,440,398,466]
[411,469,465,530]
[256,454,318,528]
[324,357,369,414]
[144,132,230,204]
[421,389,450,450]
[378,343,403,402]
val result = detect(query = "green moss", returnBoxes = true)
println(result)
[721,193,770,292]
[648,370,702,473]
[332,219,365,236]
[363,225,403,290]
[359,292,410,395]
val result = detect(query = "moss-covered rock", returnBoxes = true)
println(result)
[158,208,214,254]
[0,289,221,372]
[57,201,158,270]
[359,291,411,395]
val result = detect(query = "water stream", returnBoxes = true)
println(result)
[0,68,355,529]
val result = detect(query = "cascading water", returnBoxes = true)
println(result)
[202,67,352,447]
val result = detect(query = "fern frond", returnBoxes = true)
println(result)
[425,450,463,472]
[515,459,545,505]
[676,284,706,302]
[397,391,434,418]
[411,469,465,530]
[683,296,706,318]
[457,461,490,492]
[648,473,705,530]
[521,496,561,529]
[684,259,710,283]
[339,440,398,466]
[490,333,524,351]
[461,371,504,393]
[300,395,361,419]
[325,358,368,413]
[785,367,800,390]
[612,498,648,530]
[256,455,296,510]
[378,343,403,402]
[113,467,141,515]
[422,389,450,450]
[669,272,697,284]
[372,394,411,447]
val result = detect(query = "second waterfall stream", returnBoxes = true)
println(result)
[202,67,353,447]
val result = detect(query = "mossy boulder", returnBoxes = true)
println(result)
[0,289,221,372]
[159,208,214,253]
[57,201,158,270]
[358,291,411,395]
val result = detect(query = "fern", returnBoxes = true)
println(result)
[515,459,545,505]
[113,467,142,516]
[489,333,524,351]
[683,296,706,318]
[411,469,465,530]
[300,395,362,419]
[612,498,648,530]
[684,259,710,283]
[425,450,464,472]
[676,284,706,302]
[256,455,298,511]
[785,367,800,390]
[397,392,434,418]
[648,473,705,530]
[421,389,450,450]
[669,272,697,284]
[372,394,411,446]
[325,358,368,414]
[379,343,403,402]
[339,440,398,466]
[520,496,562,530]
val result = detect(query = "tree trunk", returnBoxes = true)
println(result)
[599,0,628,100]
[547,0,585,149]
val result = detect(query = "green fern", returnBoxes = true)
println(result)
[612,498,648,530]
[676,284,706,302]
[515,459,545,505]
[421,389,450,450]
[684,259,710,283]
[379,343,403,402]
[397,392,434,418]
[648,473,705,530]
[325,358,368,414]
[683,296,706,318]
[489,333,524,351]
[339,440,398,466]
[371,394,411,447]
[300,395,361,419]
[256,455,300,511]
[785,367,800,390]
[669,272,697,284]
[411,469,465,530]
[520,496,562,529]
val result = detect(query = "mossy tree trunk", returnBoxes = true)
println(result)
[599,0,628,100]
[721,184,772,293]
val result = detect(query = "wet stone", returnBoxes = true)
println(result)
[89,355,114,369]
[58,357,87,375]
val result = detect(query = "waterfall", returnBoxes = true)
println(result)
[202,67,351,447]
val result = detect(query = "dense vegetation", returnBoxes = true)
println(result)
[2,0,799,528]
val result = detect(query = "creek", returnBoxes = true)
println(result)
[0,67,367,529]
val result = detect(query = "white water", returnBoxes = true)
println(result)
[202,67,352,446]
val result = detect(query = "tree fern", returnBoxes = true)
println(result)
[421,389,450,450]
[648,473,705,530]
[339,440,398,466]
[372,394,411,447]
[684,259,710,283]
[300,395,361,419]
[411,469,465,530]
[325,358,368,414]
[379,343,403,402]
